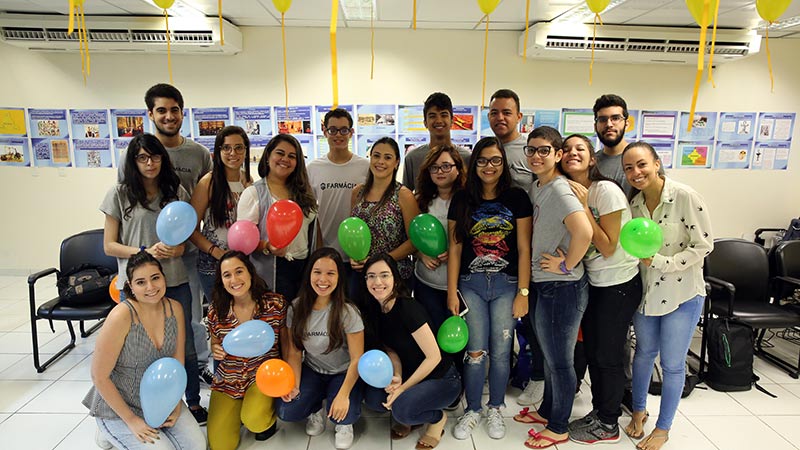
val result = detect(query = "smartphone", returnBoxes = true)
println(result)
[456,290,469,317]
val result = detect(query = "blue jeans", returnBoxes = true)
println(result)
[459,272,518,412]
[363,365,461,425]
[97,403,206,450]
[277,365,363,425]
[183,251,210,372]
[632,295,704,431]
[166,283,201,408]
[530,274,589,435]
[198,270,215,304]
[413,281,449,334]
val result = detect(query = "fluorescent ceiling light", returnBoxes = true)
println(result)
[553,0,628,24]
[138,0,206,19]
[341,0,376,21]
[759,15,800,31]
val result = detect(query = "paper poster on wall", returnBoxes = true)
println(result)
[192,107,232,150]
[676,141,712,168]
[452,135,477,151]
[623,109,640,141]
[561,108,595,137]
[398,105,425,134]
[649,140,675,169]
[756,112,796,142]
[0,107,29,166]
[717,112,756,142]
[520,109,561,134]
[679,111,718,141]
[73,139,112,168]
[293,134,314,161]
[70,109,111,168]
[0,108,27,135]
[29,109,71,167]
[178,109,191,138]
[398,134,428,161]
[356,104,396,136]
[641,110,678,140]
[713,141,752,169]
[356,134,383,157]
[479,107,492,137]
[111,109,148,138]
[315,136,354,160]
[233,106,273,148]
[751,141,790,170]
[314,105,354,159]
[274,106,312,135]
[451,106,478,135]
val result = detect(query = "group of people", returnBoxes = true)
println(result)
[83,84,714,450]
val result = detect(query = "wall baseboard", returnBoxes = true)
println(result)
[0,269,33,277]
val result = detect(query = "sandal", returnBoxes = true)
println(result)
[514,407,548,425]
[524,429,569,449]
[415,429,445,449]
[391,422,421,440]
[624,411,650,439]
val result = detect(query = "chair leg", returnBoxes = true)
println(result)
[755,328,800,380]
[34,320,77,373]
[79,319,105,338]
[698,299,711,380]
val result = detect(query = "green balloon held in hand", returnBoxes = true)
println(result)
[437,315,469,353]
[338,217,371,261]
[619,217,663,259]
[409,213,448,258]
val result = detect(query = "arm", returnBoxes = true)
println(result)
[383,324,441,409]
[563,211,593,270]
[446,219,463,316]
[189,174,224,260]
[349,185,366,270]
[328,330,365,421]
[387,186,421,261]
[648,190,714,273]
[280,327,303,402]
[103,214,157,259]
[593,210,624,258]
[513,216,532,318]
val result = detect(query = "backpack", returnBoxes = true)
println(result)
[648,360,701,399]
[56,264,114,306]
[782,218,800,242]
[705,318,775,397]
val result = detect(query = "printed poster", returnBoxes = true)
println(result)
[356,134,384,158]
[717,112,756,142]
[314,105,354,159]
[678,111,718,141]
[561,108,595,137]
[70,109,112,168]
[0,107,29,166]
[356,105,396,136]
[624,109,640,141]
[398,135,428,160]
[192,107,232,150]
[452,135,477,152]
[751,141,790,170]
[451,106,478,135]
[641,110,678,140]
[29,108,71,167]
[274,106,312,135]
[111,109,149,165]
[233,106,273,148]
[713,141,752,170]
[677,141,712,169]
[756,112,795,142]
[398,105,425,134]
[650,141,675,169]
[479,107,492,137]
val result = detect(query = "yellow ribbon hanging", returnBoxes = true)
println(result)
[688,0,711,132]
[523,0,530,59]
[219,0,224,46]
[165,9,173,84]
[413,0,417,30]
[765,25,774,92]
[68,0,90,84]
[705,0,720,87]
[330,0,339,108]
[281,12,289,117]
[68,0,75,34]
[589,13,604,85]
[370,2,375,80]
[481,15,490,108]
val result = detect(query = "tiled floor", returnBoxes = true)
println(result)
[2,274,800,449]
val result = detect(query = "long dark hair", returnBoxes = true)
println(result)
[560,134,617,186]
[358,136,400,214]
[122,250,165,300]
[121,134,180,220]
[453,136,512,244]
[415,144,466,212]
[358,253,412,350]
[290,247,356,354]
[258,134,317,216]
[622,141,664,202]
[211,250,273,320]
[208,126,252,228]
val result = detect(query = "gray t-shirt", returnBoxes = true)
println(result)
[100,185,191,289]
[118,138,211,196]
[595,150,631,197]
[307,154,370,261]
[287,300,364,375]
[402,143,472,192]
[530,176,586,282]
[504,134,535,191]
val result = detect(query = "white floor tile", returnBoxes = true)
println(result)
[0,413,9,424]
[393,417,473,450]
[753,357,800,384]
[60,354,93,381]
[53,414,95,450]
[235,418,309,450]
[677,385,751,416]
[0,353,88,381]
[309,416,391,450]
[760,416,800,449]
[0,412,85,450]
[19,380,93,413]
[0,380,53,413]
[728,383,800,415]
[690,415,798,450]
[0,330,61,354]
[0,314,29,332]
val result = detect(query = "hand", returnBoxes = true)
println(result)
[350,259,365,271]
[420,253,440,270]
[512,294,528,318]
[154,242,185,259]
[640,257,652,267]
[540,248,567,274]
[125,416,160,444]
[437,251,449,263]
[267,241,288,258]
[328,393,351,422]
[567,179,589,207]
[160,404,181,428]
[211,343,226,361]
[281,387,300,403]
[385,376,402,394]
[382,385,405,410]
[447,293,460,316]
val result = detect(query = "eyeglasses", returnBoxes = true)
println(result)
[428,163,456,174]
[523,145,553,157]
[135,154,162,164]
[220,144,246,154]
[595,114,626,125]
[475,156,503,167]
[325,127,351,136]
[365,272,393,282]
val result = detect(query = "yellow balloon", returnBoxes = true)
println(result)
[272,0,293,13]
[477,0,501,15]
[756,0,792,22]
[153,0,175,9]
[586,0,611,14]
[685,0,718,26]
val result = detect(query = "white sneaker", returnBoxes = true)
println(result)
[517,380,544,406]
[306,408,326,436]
[95,428,112,449]
[334,424,354,449]
[453,410,481,440]
[486,407,506,439]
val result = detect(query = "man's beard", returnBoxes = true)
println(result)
[154,122,180,137]
[597,129,624,148]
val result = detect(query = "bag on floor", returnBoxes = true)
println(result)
[705,318,756,392]
[648,360,700,399]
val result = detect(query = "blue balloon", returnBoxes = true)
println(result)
[358,349,394,388]
[140,357,187,428]
[156,201,197,246]
[222,320,276,358]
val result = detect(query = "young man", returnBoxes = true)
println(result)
[488,89,534,191]
[307,108,370,262]
[402,92,471,191]
[593,94,632,196]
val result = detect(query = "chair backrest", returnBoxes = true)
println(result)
[705,238,770,303]
[59,229,117,275]
[775,240,800,279]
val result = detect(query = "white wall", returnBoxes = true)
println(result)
[1,26,798,272]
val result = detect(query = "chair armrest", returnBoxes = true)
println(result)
[705,275,736,317]
[28,268,58,286]
[775,275,800,288]
[28,268,58,315]
[754,228,785,245]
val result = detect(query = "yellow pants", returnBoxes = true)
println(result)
[208,384,276,450]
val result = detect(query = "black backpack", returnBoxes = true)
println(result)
[56,264,114,306]
[705,318,775,396]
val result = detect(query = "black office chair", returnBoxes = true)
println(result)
[700,238,800,379]
[773,240,800,307]
[28,229,117,373]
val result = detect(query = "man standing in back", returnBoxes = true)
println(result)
[488,89,534,191]
[593,94,632,196]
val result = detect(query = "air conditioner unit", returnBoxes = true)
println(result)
[519,23,761,65]
[0,13,241,55]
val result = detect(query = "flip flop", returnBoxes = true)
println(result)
[415,429,445,449]
[524,429,569,449]
[514,407,548,425]
[391,423,421,440]
[625,411,650,440]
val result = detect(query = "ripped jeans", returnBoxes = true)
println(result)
[459,271,518,413]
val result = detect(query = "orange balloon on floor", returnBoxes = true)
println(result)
[109,275,120,303]
[255,359,295,397]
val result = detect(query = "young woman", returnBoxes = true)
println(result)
[83,251,206,449]
[100,134,205,423]
[360,254,461,450]
[190,125,253,298]
[559,134,642,445]
[238,134,318,301]
[278,247,365,450]
[622,142,713,450]
[448,136,532,441]
[350,137,420,292]
[206,251,287,450]
[520,127,592,449]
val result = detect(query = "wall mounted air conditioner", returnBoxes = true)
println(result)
[0,13,242,55]
[519,23,761,65]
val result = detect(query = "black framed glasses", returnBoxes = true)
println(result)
[523,145,553,157]
[220,144,246,154]
[475,156,503,167]
[594,114,626,124]
[135,153,162,164]
[428,163,456,174]
[325,127,351,136]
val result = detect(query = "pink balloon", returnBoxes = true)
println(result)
[228,220,260,254]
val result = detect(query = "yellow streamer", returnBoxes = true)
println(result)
[370,3,375,80]
[766,26,774,93]
[281,12,289,117]
[687,0,710,132]
[68,0,75,34]
[589,13,603,85]
[413,0,417,30]
[219,0,224,46]
[706,0,720,87]
[481,15,490,108]
[165,9,173,84]
[77,11,86,84]
[330,0,339,108]
[80,3,89,77]
[523,0,530,59]
[69,1,90,84]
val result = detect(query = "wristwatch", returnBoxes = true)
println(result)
[517,287,529,296]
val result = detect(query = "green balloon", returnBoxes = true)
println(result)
[409,213,448,257]
[619,217,663,259]
[437,315,469,353]
[338,217,371,261]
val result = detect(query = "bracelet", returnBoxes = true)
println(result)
[140,245,147,252]
[262,242,271,255]
[559,260,572,275]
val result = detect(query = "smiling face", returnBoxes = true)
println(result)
[429,151,459,190]
[560,136,593,176]
[310,257,338,299]
[488,97,522,141]
[526,136,562,176]
[148,97,183,138]
[267,140,298,180]
[475,145,504,186]
[369,143,399,180]
[424,106,453,140]
[220,134,246,172]
[365,260,395,303]
[594,105,627,148]
[220,257,253,299]
[135,148,162,180]
[623,145,662,191]
[324,116,353,152]
[128,263,166,303]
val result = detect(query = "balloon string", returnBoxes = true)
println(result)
[688,1,710,132]
[77,6,86,85]
[218,0,224,46]
[413,0,417,30]
[706,0,720,87]
[80,3,90,77]
[330,0,339,108]
[68,0,75,34]
[481,15,490,108]
[165,9,173,85]
[766,26,774,93]
[281,12,289,117]
[590,13,598,85]
[370,3,375,80]
[523,0,530,59]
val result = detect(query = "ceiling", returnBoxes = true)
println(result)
[1,0,798,37]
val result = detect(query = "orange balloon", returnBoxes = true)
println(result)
[109,275,120,303]
[255,359,295,397]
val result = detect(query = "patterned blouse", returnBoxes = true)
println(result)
[198,181,245,276]
[352,183,413,280]
[207,292,287,399]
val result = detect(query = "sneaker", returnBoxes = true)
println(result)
[621,389,633,415]
[189,406,208,426]
[569,420,621,445]
[486,408,506,440]
[335,424,354,449]
[255,422,277,441]
[199,367,214,386]
[568,410,599,433]
[306,408,326,436]
[517,380,544,406]
[95,428,112,449]
[453,410,481,440]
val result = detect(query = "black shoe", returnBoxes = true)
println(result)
[255,422,277,441]
[189,406,208,426]
[199,367,214,386]
[621,388,633,415]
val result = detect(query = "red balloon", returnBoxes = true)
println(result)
[266,199,303,249]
